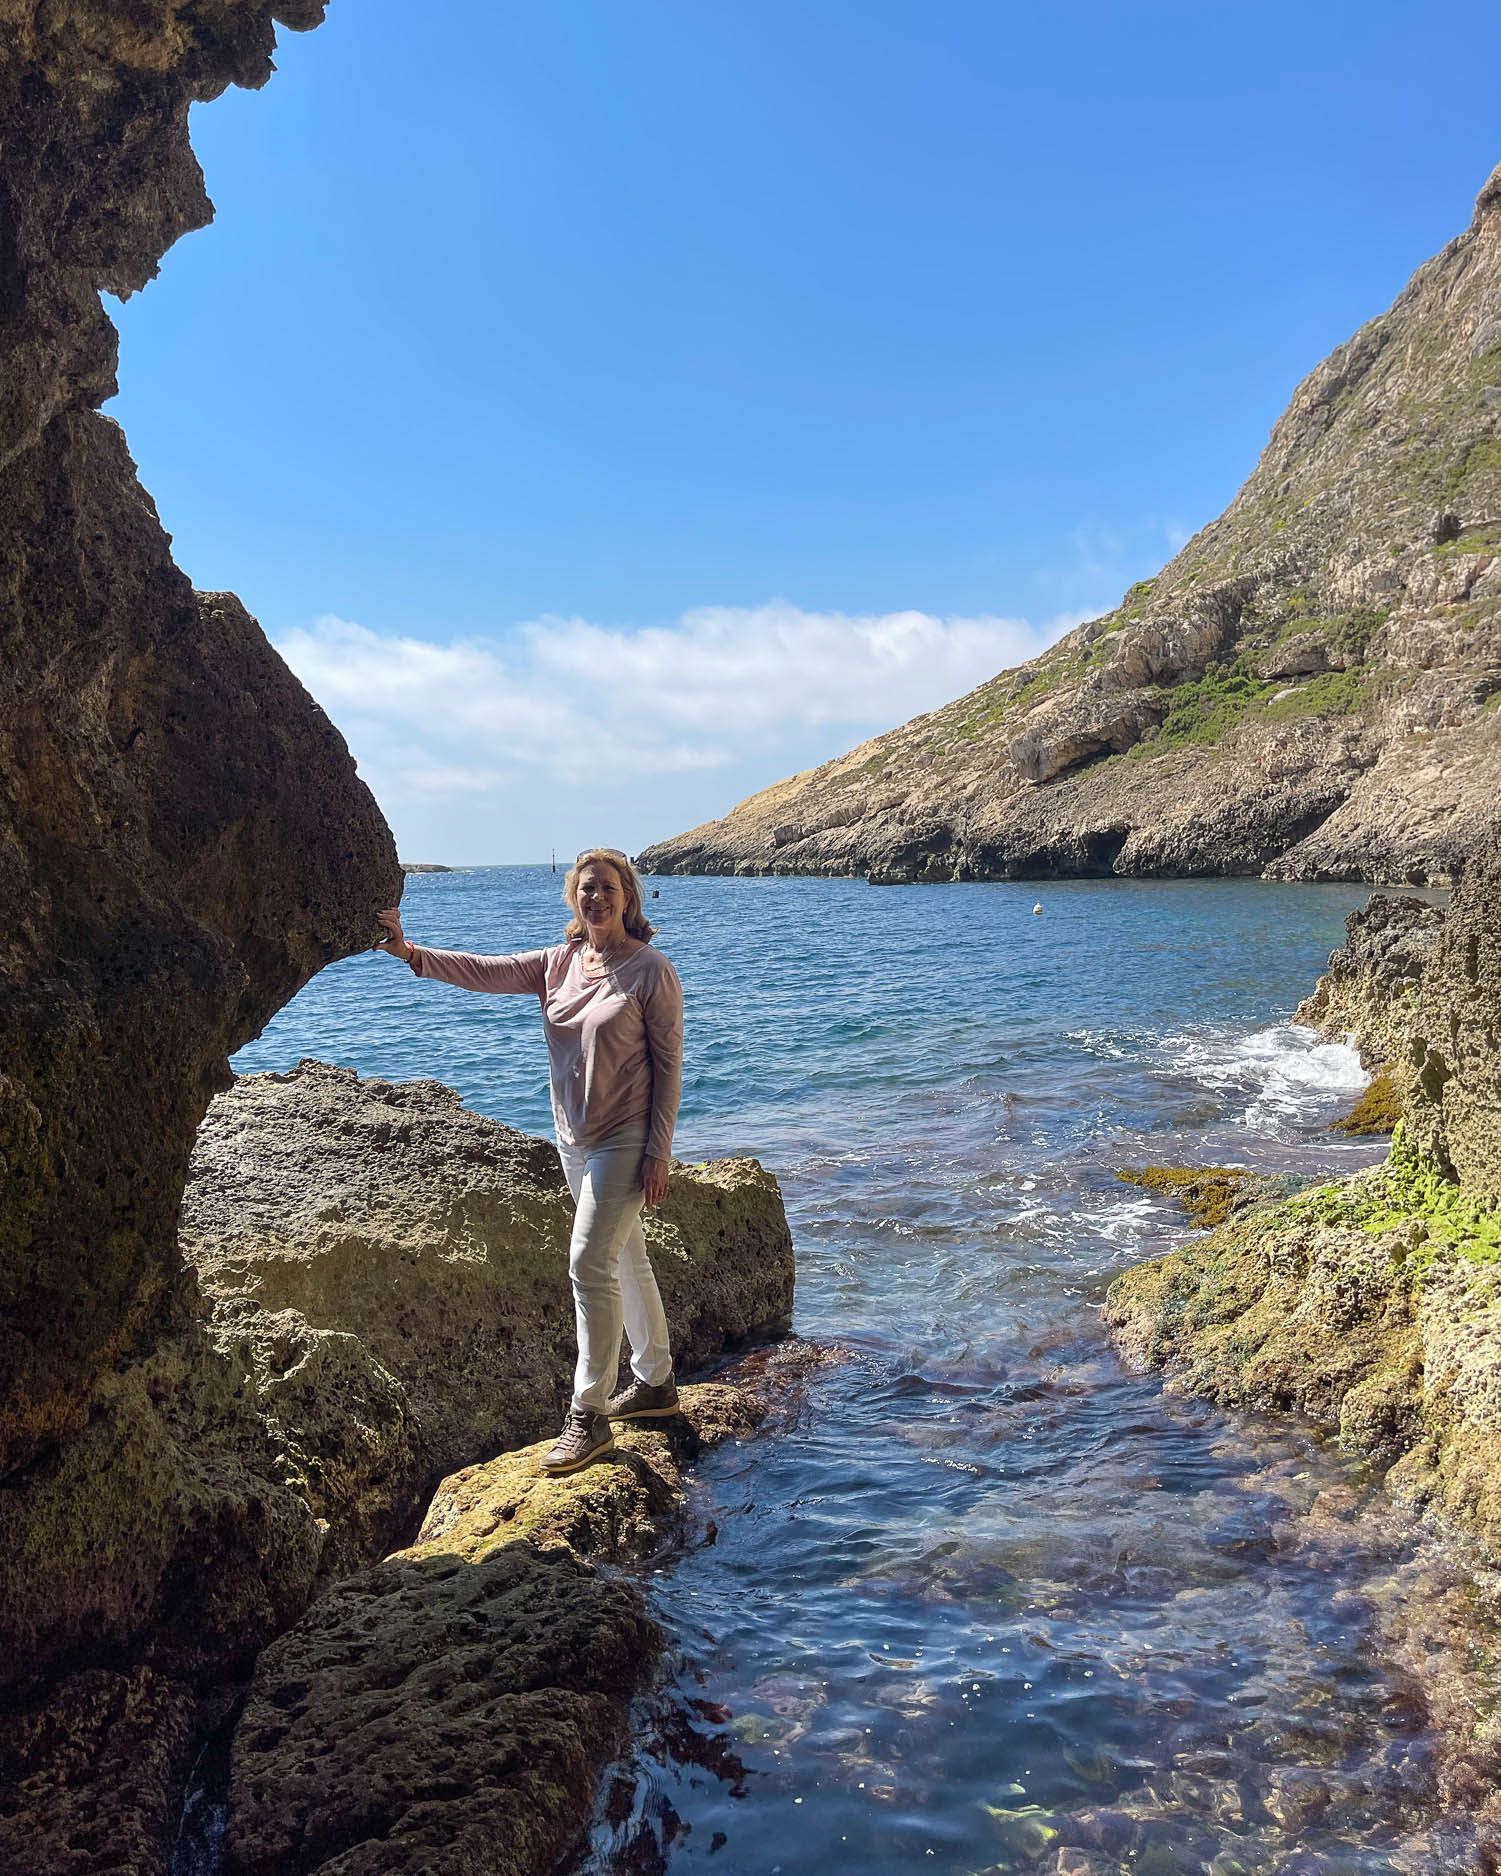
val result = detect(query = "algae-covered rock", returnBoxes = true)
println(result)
[1116,1165,1286,1228]
[222,1388,777,1876]
[225,1543,656,1876]
[180,1061,796,1567]
[1106,1135,1501,1550]
[1328,1063,1404,1135]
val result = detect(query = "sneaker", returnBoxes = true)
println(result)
[605,1376,680,1420]
[538,1405,615,1475]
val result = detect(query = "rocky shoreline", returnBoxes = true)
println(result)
[0,1064,798,1876]
[1102,848,1501,1807]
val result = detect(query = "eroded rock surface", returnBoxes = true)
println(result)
[642,165,1501,886]
[1294,891,1448,1069]
[222,1381,793,1876]
[0,0,393,1488]
[1,1059,797,1873]
[181,1060,796,1568]
[2,2,402,1862]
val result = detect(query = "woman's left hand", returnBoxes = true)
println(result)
[641,1154,669,1208]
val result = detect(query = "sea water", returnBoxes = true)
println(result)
[235,870,1471,1875]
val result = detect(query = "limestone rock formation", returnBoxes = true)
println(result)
[1401,851,1501,1192]
[1294,892,1448,1068]
[0,0,400,1482]
[1105,845,1501,1561]
[642,165,1501,886]
[0,1061,798,1874]
[3,9,428,1864]
[181,1060,797,1570]
[223,1380,797,1876]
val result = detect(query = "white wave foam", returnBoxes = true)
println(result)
[1164,1023,1366,1134]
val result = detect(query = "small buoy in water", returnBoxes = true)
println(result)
[651,889,660,899]
[1032,902,1043,915]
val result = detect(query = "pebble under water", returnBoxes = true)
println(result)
[234,869,1488,1876]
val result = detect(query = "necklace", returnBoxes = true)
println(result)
[583,936,630,970]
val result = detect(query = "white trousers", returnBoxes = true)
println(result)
[556,1123,673,1413]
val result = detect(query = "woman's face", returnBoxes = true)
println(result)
[576,863,626,936]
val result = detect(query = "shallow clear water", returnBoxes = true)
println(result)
[237,870,1467,1875]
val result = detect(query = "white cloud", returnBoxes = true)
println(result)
[272,600,1089,859]
[280,601,1083,775]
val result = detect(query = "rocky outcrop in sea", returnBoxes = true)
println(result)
[641,164,1501,886]
[1101,855,1501,1844]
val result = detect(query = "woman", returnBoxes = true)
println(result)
[374,849,683,1476]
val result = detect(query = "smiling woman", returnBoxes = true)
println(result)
[374,848,684,1474]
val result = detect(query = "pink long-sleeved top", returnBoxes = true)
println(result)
[408,938,683,1159]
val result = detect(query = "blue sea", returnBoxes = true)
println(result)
[236,869,1468,1875]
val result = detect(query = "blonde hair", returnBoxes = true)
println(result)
[563,849,656,943]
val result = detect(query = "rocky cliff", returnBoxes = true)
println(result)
[0,0,400,1483]
[0,8,396,1868]
[642,165,1501,886]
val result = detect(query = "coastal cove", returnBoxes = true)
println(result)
[231,868,1490,1875]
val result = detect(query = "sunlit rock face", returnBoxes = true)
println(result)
[1403,841,1501,1192]
[642,164,1501,887]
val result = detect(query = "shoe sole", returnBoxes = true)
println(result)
[537,1438,615,1475]
[608,1402,681,1420]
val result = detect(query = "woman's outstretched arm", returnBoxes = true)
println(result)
[374,907,548,995]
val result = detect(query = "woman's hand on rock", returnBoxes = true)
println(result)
[641,1155,669,1208]
[374,908,410,958]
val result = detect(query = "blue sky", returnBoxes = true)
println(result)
[110,0,1501,863]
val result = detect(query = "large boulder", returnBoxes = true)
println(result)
[181,1061,797,1568]
[0,1060,798,1873]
